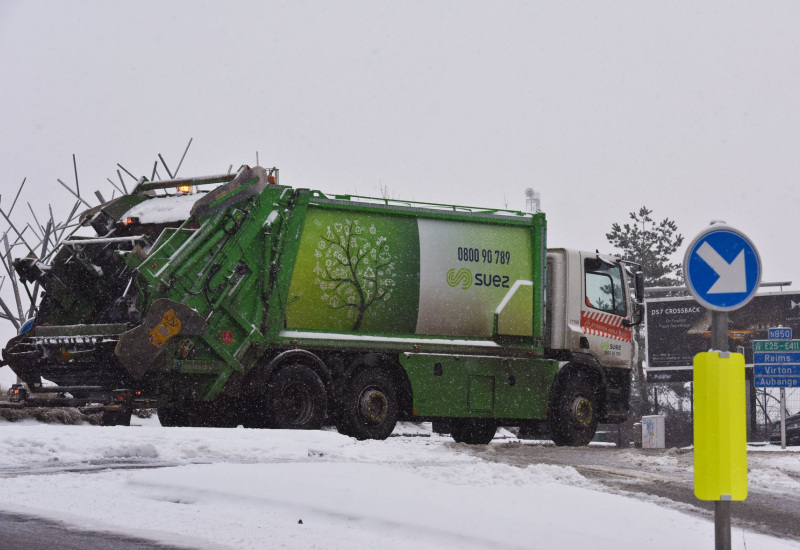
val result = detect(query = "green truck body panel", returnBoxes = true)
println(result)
[400,354,557,419]
[285,205,536,339]
[118,170,548,411]
[3,165,632,441]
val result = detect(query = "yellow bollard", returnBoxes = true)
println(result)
[693,351,748,501]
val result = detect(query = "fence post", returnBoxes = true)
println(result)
[763,388,768,441]
[654,386,659,415]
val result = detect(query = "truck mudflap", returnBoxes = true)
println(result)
[115,299,208,380]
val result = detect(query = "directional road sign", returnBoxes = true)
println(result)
[684,224,761,312]
[753,339,800,387]
[768,326,793,340]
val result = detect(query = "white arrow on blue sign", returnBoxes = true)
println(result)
[683,223,761,312]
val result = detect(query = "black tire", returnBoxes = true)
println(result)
[158,405,238,428]
[197,404,239,428]
[339,369,399,441]
[157,407,190,427]
[450,419,496,445]
[259,364,327,430]
[549,372,599,446]
[101,408,132,427]
[432,420,452,435]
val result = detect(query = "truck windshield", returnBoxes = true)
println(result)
[584,258,626,316]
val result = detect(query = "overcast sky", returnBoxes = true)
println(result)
[1,0,799,311]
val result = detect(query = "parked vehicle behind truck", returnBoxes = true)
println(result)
[2,165,643,445]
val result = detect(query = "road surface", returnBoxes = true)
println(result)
[463,442,800,542]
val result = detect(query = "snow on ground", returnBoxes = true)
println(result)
[617,449,684,471]
[748,443,800,452]
[0,418,797,550]
[748,466,800,495]
[747,449,800,497]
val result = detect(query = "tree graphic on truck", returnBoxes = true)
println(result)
[313,218,396,330]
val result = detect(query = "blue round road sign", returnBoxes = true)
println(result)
[683,223,761,312]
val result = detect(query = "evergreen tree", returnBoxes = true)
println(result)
[606,206,684,287]
[606,207,687,429]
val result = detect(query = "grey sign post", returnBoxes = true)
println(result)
[683,222,761,550]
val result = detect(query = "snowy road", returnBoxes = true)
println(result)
[0,417,798,550]
[0,510,188,550]
[464,441,800,543]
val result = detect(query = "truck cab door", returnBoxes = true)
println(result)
[580,254,634,369]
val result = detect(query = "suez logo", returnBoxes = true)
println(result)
[446,268,510,289]
[447,246,514,290]
[600,341,624,357]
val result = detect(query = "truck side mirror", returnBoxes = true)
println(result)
[635,271,645,305]
[623,271,646,327]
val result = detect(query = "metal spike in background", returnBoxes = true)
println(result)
[106,177,124,196]
[27,220,51,319]
[174,138,193,178]
[117,163,137,182]
[0,205,33,253]
[57,177,92,208]
[117,170,128,194]
[0,139,198,336]
[158,154,174,179]
[9,178,26,216]
[72,154,80,199]
[2,233,25,322]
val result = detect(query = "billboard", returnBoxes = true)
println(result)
[645,291,800,382]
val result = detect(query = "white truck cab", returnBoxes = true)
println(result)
[545,248,644,425]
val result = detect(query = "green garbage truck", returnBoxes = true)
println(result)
[3,165,643,445]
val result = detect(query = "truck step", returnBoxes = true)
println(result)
[1,396,113,408]
[28,386,106,394]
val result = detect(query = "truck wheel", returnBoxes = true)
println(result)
[157,407,189,427]
[450,419,496,445]
[101,409,132,426]
[263,365,327,430]
[432,420,452,435]
[549,374,599,446]
[198,404,240,428]
[339,369,399,440]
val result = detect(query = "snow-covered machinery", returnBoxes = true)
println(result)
[2,165,643,444]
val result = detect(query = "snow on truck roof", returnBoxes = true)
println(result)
[118,166,535,225]
[123,189,534,226]
[121,192,210,224]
